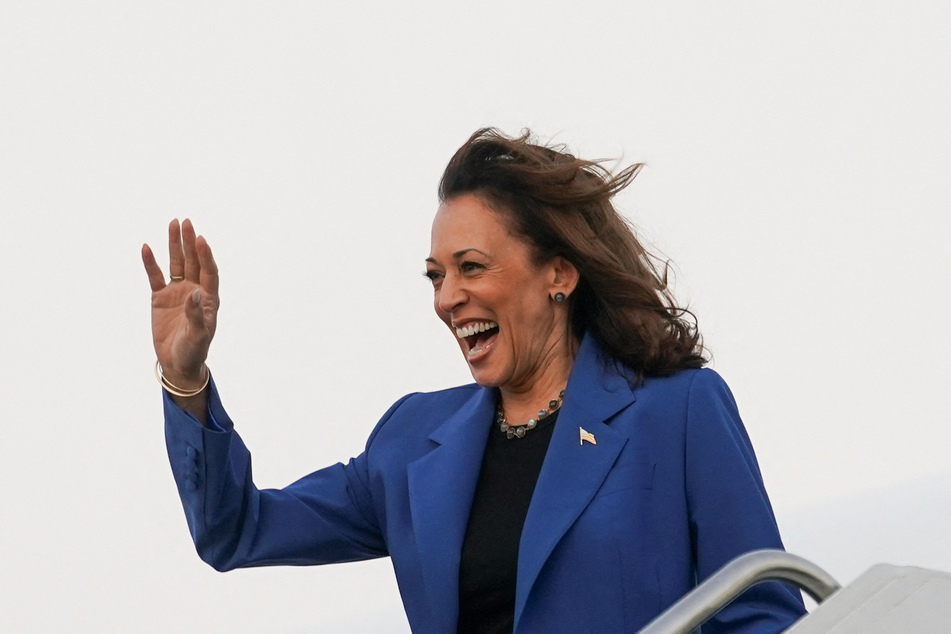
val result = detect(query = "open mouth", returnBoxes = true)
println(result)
[455,320,500,361]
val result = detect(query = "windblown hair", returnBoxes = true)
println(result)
[438,128,706,382]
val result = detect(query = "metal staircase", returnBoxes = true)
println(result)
[637,550,951,633]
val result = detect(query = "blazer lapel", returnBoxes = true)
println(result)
[407,386,494,632]
[514,336,635,628]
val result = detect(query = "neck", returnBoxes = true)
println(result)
[498,335,578,424]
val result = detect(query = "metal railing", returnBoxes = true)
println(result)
[637,550,841,634]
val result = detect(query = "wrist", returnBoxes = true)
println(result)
[155,360,210,397]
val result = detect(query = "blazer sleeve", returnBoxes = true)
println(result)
[684,369,806,634]
[164,379,404,572]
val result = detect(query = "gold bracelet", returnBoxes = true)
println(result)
[155,360,210,398]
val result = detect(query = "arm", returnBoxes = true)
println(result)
[147,219,388,569]
[165,380,394,571]
[684,370,806,634]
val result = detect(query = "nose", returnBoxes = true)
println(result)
[436,272,467,316]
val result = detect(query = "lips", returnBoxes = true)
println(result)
[454,320,500,362]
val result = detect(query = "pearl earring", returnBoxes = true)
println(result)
[553,292,566,303]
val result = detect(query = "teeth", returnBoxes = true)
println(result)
[455,321,498,339]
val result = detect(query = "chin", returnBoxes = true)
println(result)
[465,365,494,388]
[465,360,510,389]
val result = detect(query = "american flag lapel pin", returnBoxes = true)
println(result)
[579,427,597,445]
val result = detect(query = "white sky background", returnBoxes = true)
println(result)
[1,1,949,631]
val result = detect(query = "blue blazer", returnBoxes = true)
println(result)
[165,336,805,633]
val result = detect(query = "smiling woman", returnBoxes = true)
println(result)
[145,128,806,633]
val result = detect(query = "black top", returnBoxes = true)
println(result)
[457,409,560,634]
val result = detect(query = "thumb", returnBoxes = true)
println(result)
[184,289,205,329]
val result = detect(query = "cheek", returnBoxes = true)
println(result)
[512,288,554,326]
[503,308,548,350]
[505,299,557,351]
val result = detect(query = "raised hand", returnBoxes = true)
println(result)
[142,219,220,394]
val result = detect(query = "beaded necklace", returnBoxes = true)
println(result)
[496,390,566,439]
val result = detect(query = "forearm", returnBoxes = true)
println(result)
[163,385,387,570]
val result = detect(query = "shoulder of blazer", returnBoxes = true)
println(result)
[632,366,725,404]
[364,383,483,449]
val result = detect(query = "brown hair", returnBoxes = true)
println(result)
[438,128,706,381]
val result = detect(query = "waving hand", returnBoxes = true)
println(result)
[142,219,219,409]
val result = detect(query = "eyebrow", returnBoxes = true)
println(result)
[425,248,489,265]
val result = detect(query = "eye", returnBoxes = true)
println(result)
[460,261,484,274]
[423,269,443,284]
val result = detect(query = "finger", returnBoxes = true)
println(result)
[182,218,200,282]
[168,219,185,280]
[141,244,167,292]
[196,235,219,297]
[184,288,205,329]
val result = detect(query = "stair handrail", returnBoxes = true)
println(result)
[637,549,841,634]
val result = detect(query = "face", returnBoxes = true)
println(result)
[426,194,575,390]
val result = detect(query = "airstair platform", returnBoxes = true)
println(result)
[637,550,951,633]
[787,563,951,633]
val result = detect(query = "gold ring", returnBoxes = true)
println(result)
[170,275,185,281]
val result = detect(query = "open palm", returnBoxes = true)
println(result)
[142,219,219,387]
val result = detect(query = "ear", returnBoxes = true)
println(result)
[549,256,580,298]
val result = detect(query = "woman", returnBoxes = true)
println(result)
[143,129,805,633]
